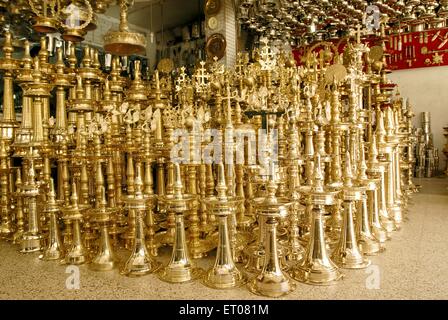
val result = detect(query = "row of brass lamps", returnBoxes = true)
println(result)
[0,19,420,297]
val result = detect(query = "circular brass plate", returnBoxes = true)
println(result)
[325,64,347,84]
[206,33,226,60]
[207,16,219,30]
[205,0,221,16]
[157,58,174,74]
[103,31,147,56]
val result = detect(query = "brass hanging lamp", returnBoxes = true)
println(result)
[29,0,59,34]
[103,0,146,56]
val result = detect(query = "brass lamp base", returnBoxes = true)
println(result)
[244,246,289,273]
[358,234,385,256]
[0,222,14,238]
[248,274,296,298]
[157,266,203,283]
[371,224,390,242]
[120,256,160,276]
[389,205,403,230]
[332,255,371,269]
[188,238,215,259]
[12,229,24,244]
[289,260,344,286]
[380,213,396,233]
[154,229,175,247]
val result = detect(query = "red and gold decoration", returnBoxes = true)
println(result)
[293,27,448,70]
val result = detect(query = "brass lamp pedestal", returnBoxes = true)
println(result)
[248,176,295,298]
[157,164,203,283]
[289,155,343,285]
[202,164,247,289]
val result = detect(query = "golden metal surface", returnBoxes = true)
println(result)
[0,30,420,297]
[103,0,146,56]
[205,33,226,61]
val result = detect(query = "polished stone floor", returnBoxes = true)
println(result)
[0,177,447,300]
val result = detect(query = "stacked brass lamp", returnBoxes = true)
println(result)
[0,27,419,297]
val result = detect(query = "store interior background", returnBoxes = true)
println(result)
[87,0,448,172]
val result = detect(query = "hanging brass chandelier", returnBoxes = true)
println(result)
[103,0,146,56]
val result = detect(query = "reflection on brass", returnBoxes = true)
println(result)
[39,178,65,261]
[248,174,296,297]
[202,164,246,289]
[0,30,419,297]
[0,0,113,42]
[157,163,203,283]
[206,33,226,60]
[103,0,146,56]
[237,0,445,43]
[205,0,221,16]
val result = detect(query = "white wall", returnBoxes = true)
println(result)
[388,66,448,170]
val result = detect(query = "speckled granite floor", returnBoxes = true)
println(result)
[0,177,447,300]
